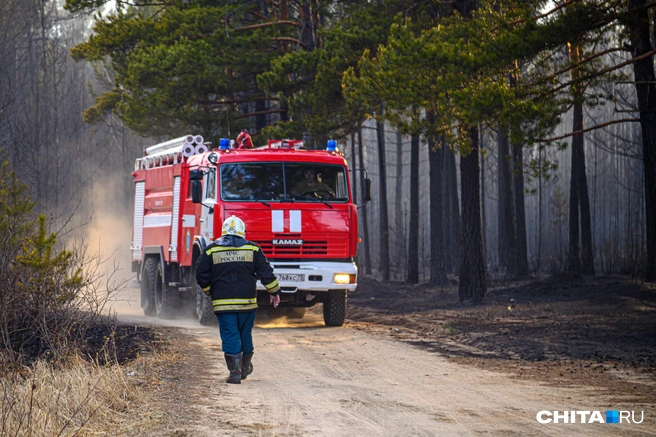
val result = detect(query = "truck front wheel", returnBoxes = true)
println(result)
[141,258,158,317]
[323,291,347,326]
[155,263,178,319]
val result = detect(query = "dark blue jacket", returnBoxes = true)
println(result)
[196,235,280,312]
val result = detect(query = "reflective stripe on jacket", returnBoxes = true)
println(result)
[195,235,280,313]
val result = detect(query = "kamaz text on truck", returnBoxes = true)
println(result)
[131,135,371,326]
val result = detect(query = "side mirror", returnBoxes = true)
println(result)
[363,177,372,202]
[189,169,203,181]
[191,180,202,203]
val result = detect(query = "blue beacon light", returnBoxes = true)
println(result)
[219,138,230,150]
[326,140,337,151]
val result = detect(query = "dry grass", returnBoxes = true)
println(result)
[0,353,162,437]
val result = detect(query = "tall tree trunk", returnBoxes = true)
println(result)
[508,70,528,276]
[569,42,594,275]
[280,101,289,122]
[578,139,594,275]
[537,145,543,272]
[40,0,50,212]
[480,129,487,260]
[280,0,289,20]
[255,100,267,133]
[428,126,446,284]
[299,2,315,51]
[376,117,390,280]
[407,134,420,283]
[443,147,454,273]
[567,40,595,275]
[446,147,461,273]
[310,0,322,49]
[628,0,656,281]
[376,116,390,280]
[512,141,528,276]
[394,131,405,276]
[568,100,582,273]
[351,133,358,205]
[497,127,516,275]
[459,126,487,303]
[357,129,371,275]
[351,132,358,265]
[448,0,476,277]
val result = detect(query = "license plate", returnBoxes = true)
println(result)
[277,274,305,282]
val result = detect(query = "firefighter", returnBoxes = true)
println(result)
[235,130,254,149]
[196,215,281,384]
[292,168,335,199]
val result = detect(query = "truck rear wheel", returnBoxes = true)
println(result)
[155,262,178,319]
[141,258,158,317]
[196,285,215,326]
[323,291,347,326]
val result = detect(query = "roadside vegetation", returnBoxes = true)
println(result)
[0,163,162,436]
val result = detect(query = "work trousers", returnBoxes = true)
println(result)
[216,310,256,355]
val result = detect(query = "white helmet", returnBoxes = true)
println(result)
[221,215,246,237]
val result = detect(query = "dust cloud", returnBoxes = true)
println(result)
[64,171,140,319]
[76,171,199,325]
[82,174,134,283]
[255,307,325,329]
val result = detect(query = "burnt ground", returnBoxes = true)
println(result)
[82,322,160,365]
[2,317,159,369]
[347,273,656,404]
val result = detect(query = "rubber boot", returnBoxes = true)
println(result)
[241,352,253,380]
[224,352,242,384]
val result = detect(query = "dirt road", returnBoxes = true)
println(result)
[111,286,654,436]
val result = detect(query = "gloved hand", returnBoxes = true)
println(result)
[269,294,280,308]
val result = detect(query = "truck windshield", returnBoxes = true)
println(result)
[220,163,348,202]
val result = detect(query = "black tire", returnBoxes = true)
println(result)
[155,262,178,319]
[286,307,306,319]
[196,284,216,326]
[141,258,158,317]
[323,291,347,326]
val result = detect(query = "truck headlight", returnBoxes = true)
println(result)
[333,273,355,284]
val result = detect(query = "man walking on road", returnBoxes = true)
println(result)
[196,215,281,384]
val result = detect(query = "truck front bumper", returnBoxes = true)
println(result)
[257,260,357,294]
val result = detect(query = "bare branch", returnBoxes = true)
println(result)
[531,46,629,86]
[271,37,307,48]
[535,117,640,142]
[492,0,581,32]
[233,20,301,31]
[534,49,656,100]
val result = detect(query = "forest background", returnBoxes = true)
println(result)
[1,0,655,304]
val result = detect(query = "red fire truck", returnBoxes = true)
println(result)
[131,135,370,326]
